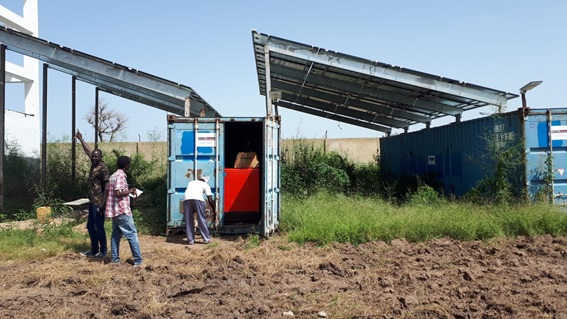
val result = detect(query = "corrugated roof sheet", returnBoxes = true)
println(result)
[0,26,220,117]
[252,30,517,134]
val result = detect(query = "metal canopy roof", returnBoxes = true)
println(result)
[252,30,518,134]
[0,26,220,117]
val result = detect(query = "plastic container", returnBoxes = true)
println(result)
[36,206,51,223]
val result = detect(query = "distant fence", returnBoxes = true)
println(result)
[64,137,380,164]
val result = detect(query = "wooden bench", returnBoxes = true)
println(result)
[63,198,90,222]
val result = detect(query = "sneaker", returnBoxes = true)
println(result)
[109,260,120,265]
[94,252,107,258]
[133,262,143,268]
[203,239,211,244]
[188,241,194,245]
[80,251,95,257]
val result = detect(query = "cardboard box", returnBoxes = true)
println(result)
[234,152,259,168]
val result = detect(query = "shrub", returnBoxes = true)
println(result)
[4,138,40,213]
[349,160,381,196]
[281,140,382,196]
[406,184,446,207]
[464,127,527,205]
[4,137,167,223]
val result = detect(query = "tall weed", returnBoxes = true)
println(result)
[281,192,567,246]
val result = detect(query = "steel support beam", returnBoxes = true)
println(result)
[277,100,392,134]
[269,63,464,116]
[0,44,5,211]
[264,47,272,115]
[71,76,76,187]
[280,92,410,129]
[274,79,427,124]
[41,63,47,193]
[95,88,99,148]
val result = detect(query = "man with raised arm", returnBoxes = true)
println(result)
[75,130,110,258]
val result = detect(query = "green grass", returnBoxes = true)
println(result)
[0,207,164,263]
[281,192,567,245]
[3,191,567,262]
[0,221,88,262]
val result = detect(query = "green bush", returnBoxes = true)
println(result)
[3,138,166,226]
[464,128,527,205]
[281,141,381,197]
[4,138,40,213]
[349,160,381,196]
[406,184,446,207]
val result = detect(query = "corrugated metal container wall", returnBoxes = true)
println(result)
[380,108,567,206]
[166,116,281,236]
[524,109,567,205]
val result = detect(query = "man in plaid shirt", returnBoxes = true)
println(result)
[105,156,143,267]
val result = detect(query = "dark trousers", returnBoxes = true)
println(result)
[87,203,107,254]
[184,199,211,243]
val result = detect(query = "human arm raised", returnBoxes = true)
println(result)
[75,129,92,158]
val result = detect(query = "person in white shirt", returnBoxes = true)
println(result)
[183,176,216,245]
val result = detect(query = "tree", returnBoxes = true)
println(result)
[85,100,128,142]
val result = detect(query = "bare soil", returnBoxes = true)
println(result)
[1,231,567,319]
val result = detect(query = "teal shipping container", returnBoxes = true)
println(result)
[166,115,281,236]
[380,108,567,205]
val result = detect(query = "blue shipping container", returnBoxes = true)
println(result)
[166,116,281,236]
[380,108,567,205]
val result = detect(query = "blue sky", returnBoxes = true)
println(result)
[4,0,567,142]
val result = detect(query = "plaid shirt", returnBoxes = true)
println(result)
[105,169,132,218]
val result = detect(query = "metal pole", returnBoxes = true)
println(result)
[71,76,76,187]
[95,88,99,149]
[0,44,6,212]
[264,47,272,116]
[193,118,198,180]
[214,118,220,230]
[521,92,528,117]
[547,109,554,203]
[41,63,48,193]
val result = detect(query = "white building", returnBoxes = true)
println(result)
[0,0,39,156]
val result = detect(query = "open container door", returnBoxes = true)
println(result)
[261,116,281,236]
[524,109,567,206]
[166,117,221,234]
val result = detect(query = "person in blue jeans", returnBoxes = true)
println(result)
[75,130,109,258]
[105,156,142,267]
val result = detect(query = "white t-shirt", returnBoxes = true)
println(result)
[184,180,212,202]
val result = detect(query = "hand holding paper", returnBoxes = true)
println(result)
[129,188,144,198]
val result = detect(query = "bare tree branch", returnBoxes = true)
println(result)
[84,100,128,142]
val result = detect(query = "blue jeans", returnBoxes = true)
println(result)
[87,203,107,254]
[110,214,142,265]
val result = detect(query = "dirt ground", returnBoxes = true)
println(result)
[1,230,567,319]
